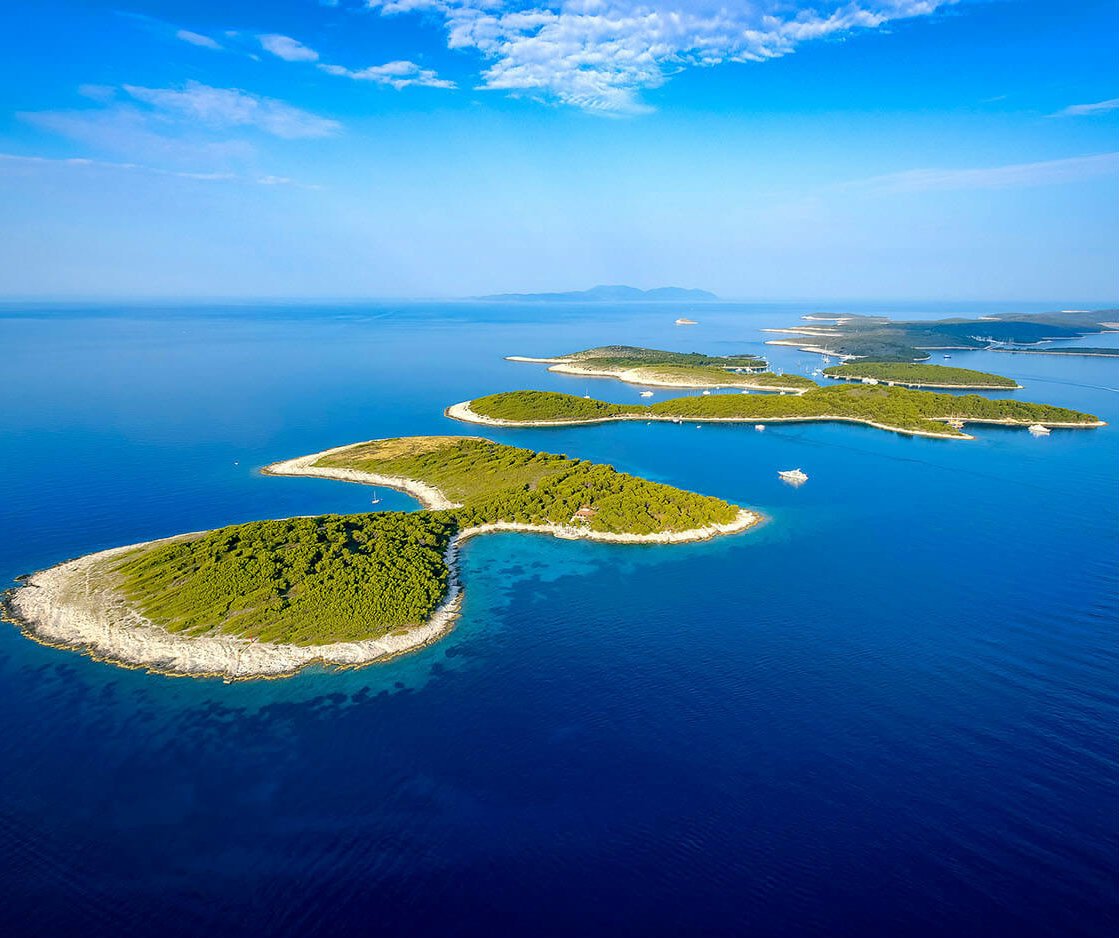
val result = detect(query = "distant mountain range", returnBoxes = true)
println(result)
[481,285,718,302]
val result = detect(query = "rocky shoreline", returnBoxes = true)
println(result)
[2,449,758,680]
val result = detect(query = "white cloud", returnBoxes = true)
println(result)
[177,29,222,50]
[122,81,340,138]
[0,153,323,189]
[77,84,116,102]
[364,0,952,113]
[319,60,455,89]
[0,152,236,182]
[259,33,320,62]
[847,152,1119,193]
[1052,98,1119,118]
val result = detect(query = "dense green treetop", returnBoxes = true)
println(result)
[316,436,739,534]
[115,513,456,645]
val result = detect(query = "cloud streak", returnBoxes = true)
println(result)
[365,0,953,113]
[176,29,222,50]
[848,152,1119,193]
[259,34,320,62]
[319,60,455,89]
[1051,98,1119,118]
[123,81,340,138]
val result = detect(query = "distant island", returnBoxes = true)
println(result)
[481,285,718,302]
[822,362,1021,390]
[764,309,1119,361]
[448,387,1104,440]
[2,437,755,680]
[508,345,815,392]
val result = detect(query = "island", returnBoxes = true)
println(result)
[990,346,1119,358]
[822,362,1021,389]
[508,345,817,392]
[2,437,756,680]
[447,387,1104,440]
[763,309,1119,361]
[482,285,717,302]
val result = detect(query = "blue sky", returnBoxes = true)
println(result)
[1,0,1116,301]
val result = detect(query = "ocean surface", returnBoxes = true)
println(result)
[0,300,1115,937]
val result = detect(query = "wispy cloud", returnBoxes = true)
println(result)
[176,29,222,50]
[364,1,953,114]
[847,152,1119,193]
[258,33,320,62]
[0,153,316,188]
[122,81,340,138]
[1051,98,1119,118]
[319,60,455,89]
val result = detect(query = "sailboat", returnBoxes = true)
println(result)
[370,488,382,505]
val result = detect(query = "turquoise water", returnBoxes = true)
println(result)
[0,302,1116,936]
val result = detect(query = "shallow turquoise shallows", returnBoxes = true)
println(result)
[1,301,1116,937]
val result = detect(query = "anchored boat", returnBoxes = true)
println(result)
[779,468,808,485]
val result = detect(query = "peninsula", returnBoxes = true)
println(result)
[2,437,755,680]
[764,309,1119,361]
[509,345,816,392]
[447,387,1104,440]
[822,362,1021,389]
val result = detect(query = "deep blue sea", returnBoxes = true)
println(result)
[1,301,1116,937]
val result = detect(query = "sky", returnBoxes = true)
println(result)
[0,0,1117,301]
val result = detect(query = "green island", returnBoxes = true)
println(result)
[764,309,1118,361]
[991,346,1119,358]
[509,345,816,392]
[449,386,1103,439]
[822,362,1021,389]
[2,436,752,680]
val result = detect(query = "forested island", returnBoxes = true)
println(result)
[823,362,1021,389]
[990,346,1119,358]
[509,345,816,392]
[449,387,1103,439]
[765,309,1118,361]
[2,437,754,679]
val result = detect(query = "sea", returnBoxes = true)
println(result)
[0,300,1116,937]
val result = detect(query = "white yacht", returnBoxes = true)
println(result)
[1028,424,1051,436]
[779,468,808,485]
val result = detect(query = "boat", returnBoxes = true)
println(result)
[946,418,965,430]
[640,390,654,398]
[370,488,382,505]
[701,389,711,395]
[1028,424,1051,436]
[778,468,808,485]
[755,424,765,432]
[943,354,952,359]
[675,317,698,326]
